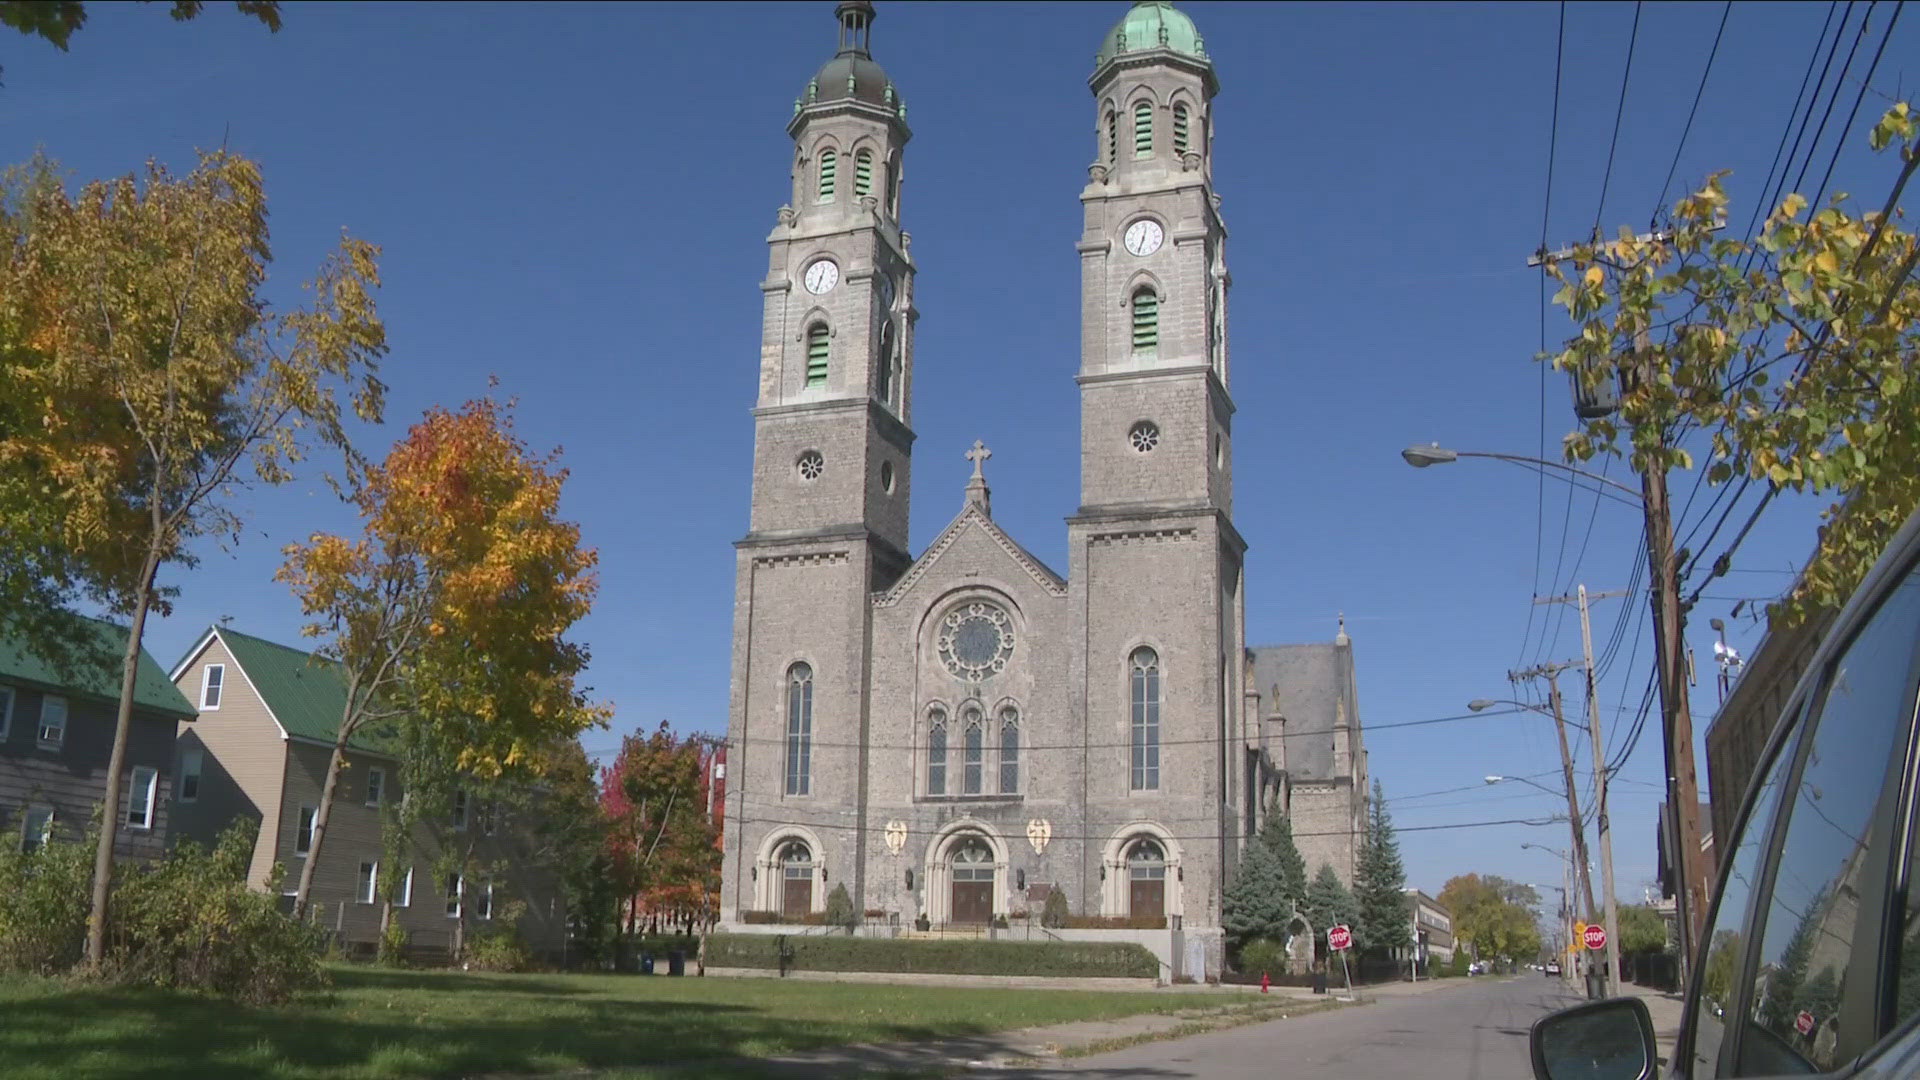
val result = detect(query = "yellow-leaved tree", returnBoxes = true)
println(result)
[0,150,387,968]
[276,395,608,918]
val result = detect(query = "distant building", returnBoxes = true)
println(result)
[1248,623,1371,887]
[1404,888,1455,966]
[0,617,195,858]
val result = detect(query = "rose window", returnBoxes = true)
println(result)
[937,601,1015,681]
[1129,421,1160,453]
[796,450,825,480]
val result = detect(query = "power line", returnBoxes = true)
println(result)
[1522,0,1569,676]
[1591,0,1643,232]
[1652,1,1734,228]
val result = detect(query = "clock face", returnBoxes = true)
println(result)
[877,273,895,311]
[803,259,840,295]
[1124,219,1164,257]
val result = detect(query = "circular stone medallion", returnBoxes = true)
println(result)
[938,601,1015,681]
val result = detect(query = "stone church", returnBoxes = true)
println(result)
[719,1,1368,953]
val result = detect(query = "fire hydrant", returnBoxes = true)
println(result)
[1260,972,1270,994]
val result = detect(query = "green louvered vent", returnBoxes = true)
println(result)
[819,150,837,201]
[854,151,873,197]
[1106,110,1118,163]
[1133,102,1152,158]
[806,325,830,385]
[1131,289,1158,353]
[1173,105,1189,155]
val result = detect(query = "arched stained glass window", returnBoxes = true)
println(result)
[927,707,948,796]
[963,706,984,795]
[999,706,1020,794]
[786,663,813,796]
[1130,648,1160,790]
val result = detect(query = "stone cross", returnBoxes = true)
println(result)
[966,439,992,480]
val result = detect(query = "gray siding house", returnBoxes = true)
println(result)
[169,626,567,959]
[0,617,196,857]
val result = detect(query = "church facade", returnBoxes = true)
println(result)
[719,0,1367,953]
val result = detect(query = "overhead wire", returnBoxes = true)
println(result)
[1521,0,1569,676]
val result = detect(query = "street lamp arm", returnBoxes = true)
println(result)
[1401,445,1645,504]
[1468,698,1589,733]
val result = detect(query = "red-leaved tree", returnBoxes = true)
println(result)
[600,722,720,935]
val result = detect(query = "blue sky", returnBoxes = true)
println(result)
[7,1,1916,904]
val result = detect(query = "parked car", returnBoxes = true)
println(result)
[1529,507,1920,1079]
[1544,960,1561,978]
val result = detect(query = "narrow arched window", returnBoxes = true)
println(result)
[999,705,1020,794]
[927,707,948,796]
[786,662,813,796]
[1133,101,1152,158]
[818,149,837,201]
[1172,104,1190,155]
[1131,288,1158,355]
[1130,647,1160,791]
[805,324,830,387]
[962,705,984,795]
[1105,109,1118,164]
[854,149,874,197]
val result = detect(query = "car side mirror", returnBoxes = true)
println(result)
[1530,997,1657,1080]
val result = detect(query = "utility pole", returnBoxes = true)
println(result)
[1537,586,1628,998]
[1509,662,1598,927]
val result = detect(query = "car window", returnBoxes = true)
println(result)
[1691,712,1801,1078]
[1734,566,1920,1076]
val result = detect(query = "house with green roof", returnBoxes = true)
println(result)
[1,615,196,859]
[169,625,565,960]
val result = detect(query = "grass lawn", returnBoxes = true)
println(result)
[0,964,1217,1079]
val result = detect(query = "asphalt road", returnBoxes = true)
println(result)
[1001,975,1579,1080]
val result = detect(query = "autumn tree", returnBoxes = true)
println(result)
[1545,103,1919,623]
[1616,903,1670,955]
[1438,873,1543,962]
[600,723,720,936]
[277,396,607,917]
[2,0,279,76]
[0,151,386,967]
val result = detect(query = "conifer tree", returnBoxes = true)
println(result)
[1260,809,1309,918]
[1355,779,1410,958]
[1305,863,1359,962]
[1221,840,1285,958]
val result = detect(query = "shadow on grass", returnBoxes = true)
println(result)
[325,965,593,997]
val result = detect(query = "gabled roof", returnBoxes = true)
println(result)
[0,613,196,721]
[195,627,398,756]
[875,503,1067,607]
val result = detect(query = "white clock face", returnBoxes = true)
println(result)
[803,259,840,295]
[1124,219,1164,257]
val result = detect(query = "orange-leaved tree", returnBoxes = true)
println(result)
[0,150,387,967]
[600,722,720,936]
[276,395,608,918]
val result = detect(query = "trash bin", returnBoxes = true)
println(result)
[640,952,655,975]
[668,950,686,976]
[1585,968,1605,1001]
[1311,970,1327,995]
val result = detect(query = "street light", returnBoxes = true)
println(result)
[1469,698,1588,732]
[1408,440,1709,982]
[1485,774,1562,798]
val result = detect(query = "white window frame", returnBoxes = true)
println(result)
[366,766,385,808]
[396,866,413,908]
[125,765,159,830]
[21,806,53,853]
[445,871,463,918]
[450,789,469,832]
[358,860,378,904]
[296,805,316,855]
[476,881,494,921]
[178,748,203,803]
[37,694,67,748]
[199,663,224,710]
[0,685,13,740]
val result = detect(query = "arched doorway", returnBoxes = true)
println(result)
[949,837,995,924]
[779,840,814,918]
[1127,838,1167,920]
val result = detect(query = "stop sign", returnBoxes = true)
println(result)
[1328,924,1353,951]
[1796,1010,1816,1036]
[1583,924,1607,951]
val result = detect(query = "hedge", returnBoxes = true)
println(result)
[706,933,1158,978]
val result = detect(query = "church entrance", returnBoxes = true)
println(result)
[779,840,814,918]
[949,837,994,925]
[1127,838,1166,921]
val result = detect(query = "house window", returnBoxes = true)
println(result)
[125,766,158,830]
[999,706,1020,794]
[962,705,984,795]
[805,324,830,387]
[178,749,203,803]
[1130,647,1161,791]
[1172,103,1190,155]
[396,866,414,908]
[446,872,463,918]
[358,861,378,904]
[1130,288,1158,354]
[451,789,469,832]
[476,881,494,921]
[0,685,13,740]
[366,766,385,807]
[926,706,948,796]
[785,662,813,796]
[1133,101,1153,158]
[199,664,224,710]
[296,805,317,854]
[818,148,836,201]
[478,798,496,836]
[854,149,873,197]
[37,694,66,748]
[22,807,53,853]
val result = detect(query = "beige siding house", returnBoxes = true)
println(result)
[170,627,567,959]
